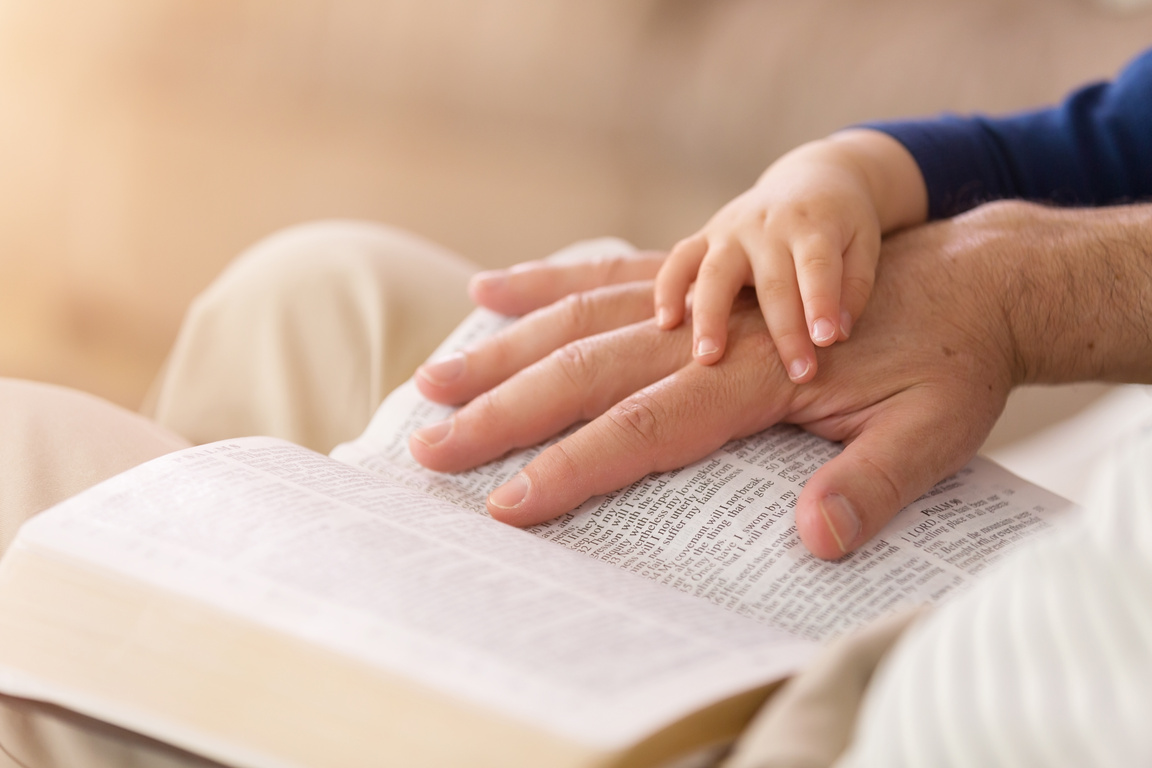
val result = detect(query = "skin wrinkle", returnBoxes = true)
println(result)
[590,321,691,414]
[479,334,516,381]
[605,391,667,456]
[534,347,606,438]
[719,296,806,424]
[753,270,796,307]
[536,438,582,494]
[557,289,598,339]
[593,254,630,286]
[459,386,528,464]
[851,451,906,513]
[550,339,601,405]
[696,345,782,442]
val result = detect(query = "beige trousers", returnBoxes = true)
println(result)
[0,222,476,767]
[0,221,911,768]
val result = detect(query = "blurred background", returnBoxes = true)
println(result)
[1,0,1150,424]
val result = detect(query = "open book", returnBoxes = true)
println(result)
[0,308,1075,768]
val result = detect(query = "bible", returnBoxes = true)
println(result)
[0,307,1075,768]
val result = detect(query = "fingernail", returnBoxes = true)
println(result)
[489,473,530,509]
[840,309,853,338]
[811,317,837,343]
[788,358,811,381]
[657,308,672,328]
[418,353,465,385]
[469,270,506,291]
[412,418,453,447]
[819,493,861,555]
[695,337,719,357]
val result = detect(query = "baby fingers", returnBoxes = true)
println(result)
[837,234,880,339]
[747,239,817,383]
[653,235,707,330]
[688,242,753,364]
[792,234,845,347]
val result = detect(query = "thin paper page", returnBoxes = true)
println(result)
[334,309,1079,641]
[8,438,814,750]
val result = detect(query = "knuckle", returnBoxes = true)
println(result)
[605,392,665,451]
[594,254,629,284]
[671,235,702,257]
[480,337,511,371]
[599,256,621,282]
[729,206,766,231]
[788,202,815,223]
[467,387,511,431]
[696,256,734,284]
[756,275,794,302]
[856,453,904,514]
[556,290,595,335]
[540,439,583,482]
[796,247,838,273]
[480,325,523,370]
[550,340,598,390]
[768,203,815,232]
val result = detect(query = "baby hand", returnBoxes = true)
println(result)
[654,130,925,382]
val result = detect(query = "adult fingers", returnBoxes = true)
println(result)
[745,237,817,383]
[794,393,980,559]
[837,232,879,339]
[792,234,844,348]
[410,319,693,473]
[653,235,708,329]
[689,242,752,364]
[469,251,666,316]
[416,282,656,405]
[484,328,793,526]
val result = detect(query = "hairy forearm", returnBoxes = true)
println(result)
[985,201,1152,385]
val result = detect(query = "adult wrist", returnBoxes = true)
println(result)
[976,201,1152,386]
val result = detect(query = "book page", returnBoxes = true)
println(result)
[7,438,814,751]
[334,309,1079,641]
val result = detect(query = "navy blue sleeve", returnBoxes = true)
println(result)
[864,48,1152,220]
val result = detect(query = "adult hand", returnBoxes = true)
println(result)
[411,202,1152,558]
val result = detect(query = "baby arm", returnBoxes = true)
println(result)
[654,129,926,381]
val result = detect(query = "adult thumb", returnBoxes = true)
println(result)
[795,402,982,560]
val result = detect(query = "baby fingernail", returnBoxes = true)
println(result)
[812,318,837,343]
[840,309,853,338]
[695,337,719,357]
[412,419,453,447]
[788,358,811,381]
[657,308,672,328]
[417,353,465,385]
[489,473,530,510]
[819,493,861,555]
